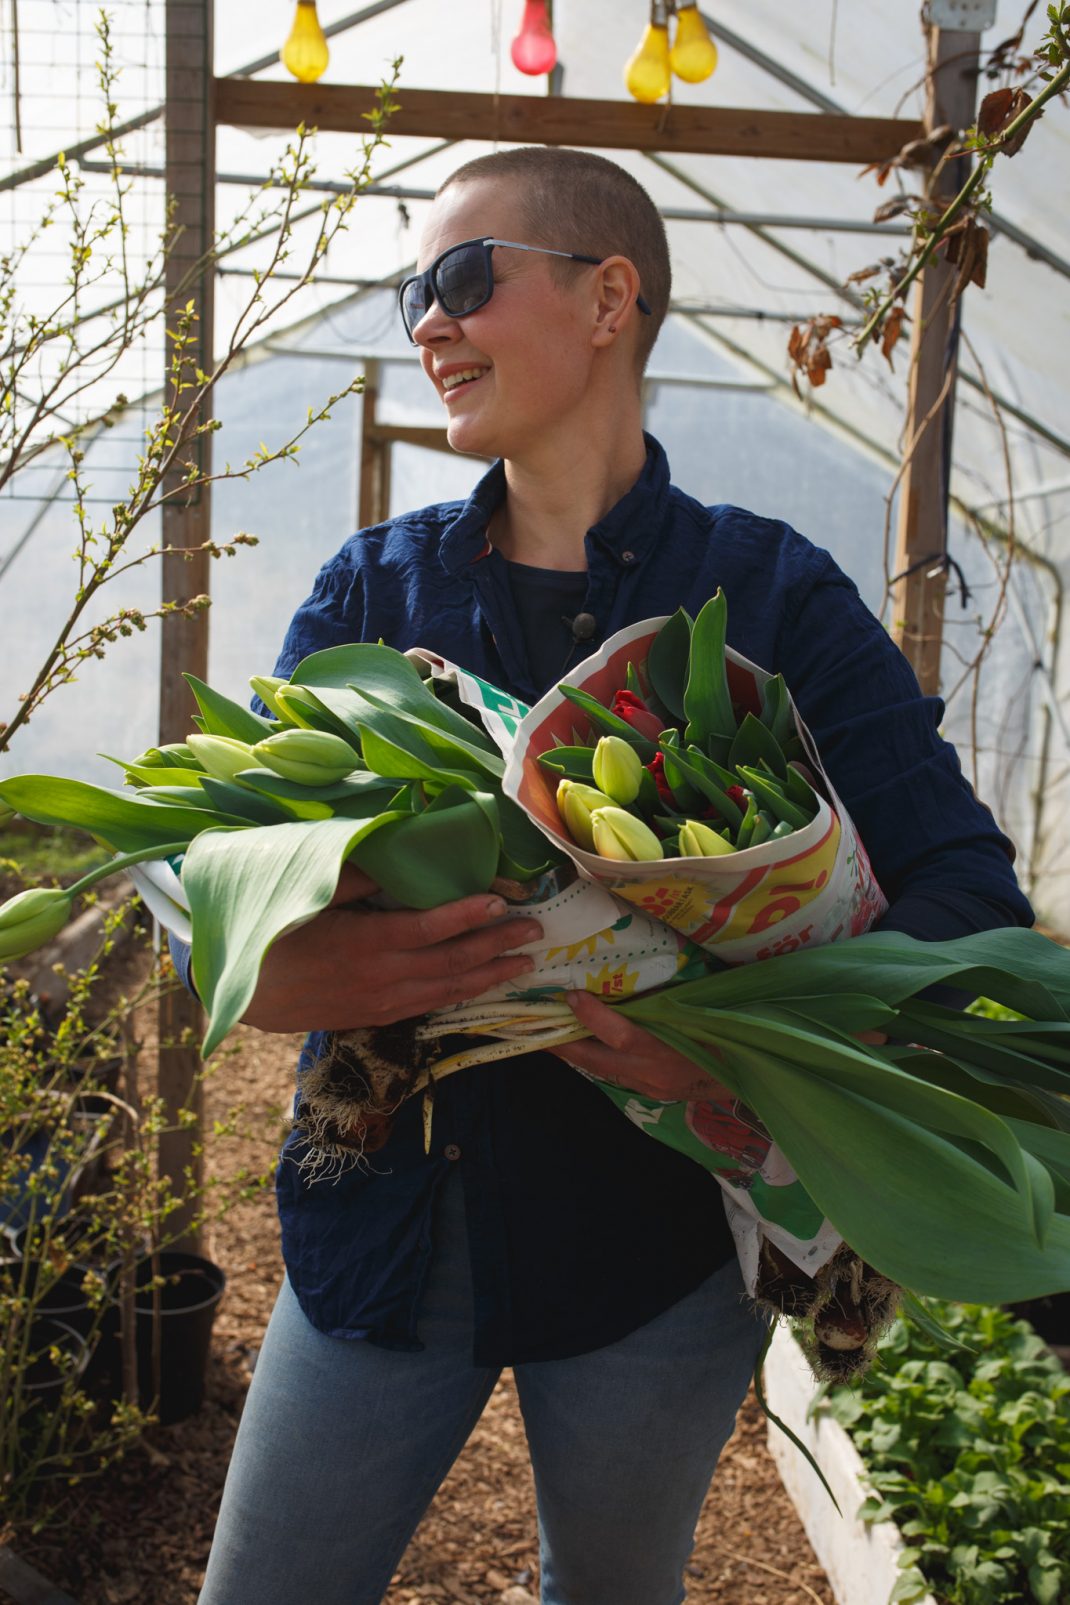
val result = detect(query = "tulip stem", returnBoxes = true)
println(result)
[67,840,192,899]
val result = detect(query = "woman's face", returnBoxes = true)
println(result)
[411,177,600,464]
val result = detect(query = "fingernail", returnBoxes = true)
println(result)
[485,897,508,918]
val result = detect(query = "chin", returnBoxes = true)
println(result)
[445,417,500,460]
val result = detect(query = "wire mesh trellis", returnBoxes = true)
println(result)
[1,0,167,507]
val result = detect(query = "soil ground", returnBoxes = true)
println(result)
[6,935,835,1605]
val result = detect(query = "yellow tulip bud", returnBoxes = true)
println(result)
[556,780,616,851]
[591,807,663,862]
[592,736,643,806]
[678,819,736,857]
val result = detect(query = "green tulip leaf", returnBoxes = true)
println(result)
[646,608,692,721]
[728,713,789,779]
[185,813,410,1055]
[0,776,243,852]
[183,673,276,744]
[683,590,737,748]
[348,786,501,909]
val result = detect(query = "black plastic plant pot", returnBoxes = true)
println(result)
[22,1316,89,1400]
[132,1251,226,1425]
[12,1216,116,1275]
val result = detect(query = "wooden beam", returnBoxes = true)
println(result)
[215,78,922,165]
[890,28,980,697]
[159,0,215,1253]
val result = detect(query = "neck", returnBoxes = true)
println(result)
[492,418,647,570]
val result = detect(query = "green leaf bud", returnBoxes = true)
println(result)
[590,806,663,862]
[252,729,360,786]
[0,886,74,960]
[592,735,644,806]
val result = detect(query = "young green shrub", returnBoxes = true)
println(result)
[817,1301,1070,1605]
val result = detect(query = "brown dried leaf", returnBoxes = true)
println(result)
[977,85,1017,136]
[872,193,920,224]
[787,316,841,392]
[880,304,906,370]
[845,261,882,286]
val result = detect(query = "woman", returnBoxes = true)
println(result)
[196,148,1030,1605]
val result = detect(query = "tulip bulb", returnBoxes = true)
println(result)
[625,21,671,105]
[280,0,329,84]
[670,3,718,84]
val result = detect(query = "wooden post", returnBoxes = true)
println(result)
[889,26,981,695]
[358,360,392,528]
[158,0,215,1251]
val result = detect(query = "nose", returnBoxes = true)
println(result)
[412,292,460,349]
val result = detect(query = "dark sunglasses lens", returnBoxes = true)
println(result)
[400,278,429,338]
[436,243,490,317]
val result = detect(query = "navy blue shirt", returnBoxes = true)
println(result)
[212,436,1032,1365]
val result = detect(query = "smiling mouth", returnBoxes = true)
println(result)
[441,367,490,394]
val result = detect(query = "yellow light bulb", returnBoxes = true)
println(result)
[280,0,329,85]
[624,23,671,105]
[670,3,718,84]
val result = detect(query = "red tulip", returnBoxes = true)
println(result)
[612,689,665,744]
[645,752,675,807]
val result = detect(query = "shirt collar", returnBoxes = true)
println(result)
[438,433,670,576]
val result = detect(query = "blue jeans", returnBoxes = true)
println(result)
[198,1174,766,1605]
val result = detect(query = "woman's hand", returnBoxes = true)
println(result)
[241,864,542,1035]
[551,990,734,1104]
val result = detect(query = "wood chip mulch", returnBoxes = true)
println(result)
[7,949,834,1605]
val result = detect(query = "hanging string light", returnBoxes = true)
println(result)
[280,0,330,84]
[669,2,718,84]
[624,0,672,104]
[624,2,718,103]
[510,0,557,76]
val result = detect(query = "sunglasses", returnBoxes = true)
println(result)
[398,237,652,343]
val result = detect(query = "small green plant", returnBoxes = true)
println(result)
[817,1300,1070,1604]
[0,910,276,1534]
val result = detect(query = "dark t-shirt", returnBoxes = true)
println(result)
[504,560,588,692]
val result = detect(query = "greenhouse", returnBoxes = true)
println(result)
[1,2,1068,1602]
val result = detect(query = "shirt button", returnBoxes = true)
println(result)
[622,550,636,563]
[443,1143,462,1161]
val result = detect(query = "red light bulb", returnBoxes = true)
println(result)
[511,0,557,76]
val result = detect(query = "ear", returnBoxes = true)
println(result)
[590,256,643,348]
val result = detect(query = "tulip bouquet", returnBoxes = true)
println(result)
[548,591,819,868]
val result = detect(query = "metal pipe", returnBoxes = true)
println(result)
[700,9,1070,284]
